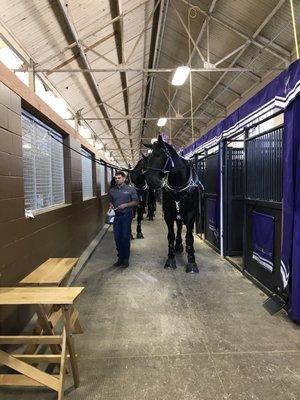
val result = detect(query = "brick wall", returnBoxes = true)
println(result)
[0,80,109,334]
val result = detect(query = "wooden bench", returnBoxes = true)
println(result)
[0,286,84,400]
[19,258,78,287]
[19,258,83,334]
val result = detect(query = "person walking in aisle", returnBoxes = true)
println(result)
[109,171,139,268]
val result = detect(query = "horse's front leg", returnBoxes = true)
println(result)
[175,219,184,253]
[164,217,176,269]
[185,218,199,273]
[136,204,144,239]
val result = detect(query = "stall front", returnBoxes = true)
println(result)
[183,59,300,323]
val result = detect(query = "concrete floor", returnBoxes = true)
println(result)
[2,211,300,399]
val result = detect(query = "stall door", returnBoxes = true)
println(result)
[244,125,283,295]
[224,146,244,256]
[203,153,220,251]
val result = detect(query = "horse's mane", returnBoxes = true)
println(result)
[162,141,189,165]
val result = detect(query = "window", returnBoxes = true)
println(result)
[81,148,93,200]
[22,111,65,212]
[107,167,112,186]
[100,164,106,195]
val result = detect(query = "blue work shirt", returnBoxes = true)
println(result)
[109,184,138,214]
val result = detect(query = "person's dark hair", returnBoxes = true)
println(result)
[115,170,126,177]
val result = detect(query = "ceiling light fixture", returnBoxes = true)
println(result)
[171,66,190,86]
[157,117,167,127]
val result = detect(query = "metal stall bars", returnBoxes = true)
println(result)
[244,116,284,298]
[195,146,220,252]
[223,133,245,269]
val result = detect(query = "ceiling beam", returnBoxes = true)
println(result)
[54,0,128,165]
[17,66,285,73]
[0,19,105,151]
[141,0,167,140]
[181,0,291,64]
[163,0,218,122]
[45,32,115,76]
[38,0,152,67]
[109,0,134,162]
[174,0,288,141]
[67,116,217,121]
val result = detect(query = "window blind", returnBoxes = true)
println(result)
[100,164,106,195]
[21,112,65,212]
[81,148,93,200]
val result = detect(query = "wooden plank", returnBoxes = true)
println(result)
[0,287,84,305]
[63,306,80,387]
[0,350,60,391]
[35,305,62,355]
[58,328,67,400]
[49,308,63,327]
[0,374,60,387]
[13,355,70,363]
[70,307,84,334]
[0,336,62,344]
[19,258,78,286]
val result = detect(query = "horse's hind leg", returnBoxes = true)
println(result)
[164,218,176,269]
[185,221,199,273]
[175,219,184,253]
[136,205,144,239]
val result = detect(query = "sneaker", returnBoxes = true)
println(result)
[113,259,123,267]
[122,259,129,268]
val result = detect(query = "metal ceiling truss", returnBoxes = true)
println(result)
[38,0,152,68]
[15,66,285,73]
[109,0,135,163]
[54,0,128,165]
[0,18,106,152]
[82,75,144,116]
[180,0,291,64]
[141,0,168,140]
[173,0,289,144]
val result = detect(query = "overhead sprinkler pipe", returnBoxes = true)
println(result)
[290,0,299,59]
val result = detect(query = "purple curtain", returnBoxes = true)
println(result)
[282,95,300,323]
[252,212,274,272]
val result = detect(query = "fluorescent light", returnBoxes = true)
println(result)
[157,117,167,127]
[22,143,31,150]
[147,149,152,154]
[151,138,158,144]
[171,66,190,86]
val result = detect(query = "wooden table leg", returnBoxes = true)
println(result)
[62,305,80,388]
[35,305,61,355]
[58,328,67,400]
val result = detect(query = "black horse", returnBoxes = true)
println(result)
[129,155,149,239]
[145,135,203,273]
[146,188,156,220]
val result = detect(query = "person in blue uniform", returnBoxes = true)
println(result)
[109,171,139,268]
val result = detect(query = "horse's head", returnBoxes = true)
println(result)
[129,154,148,188]
[145,135,175,189]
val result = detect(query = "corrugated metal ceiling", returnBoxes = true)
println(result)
[0,0,298,165]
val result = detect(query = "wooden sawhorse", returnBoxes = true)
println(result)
[0,287,84,400]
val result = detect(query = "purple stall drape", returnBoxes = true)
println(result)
[282,95,300,323]
[252,211,274,273]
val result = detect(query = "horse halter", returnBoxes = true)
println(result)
[130,161,148,191]
[147,142,175,173]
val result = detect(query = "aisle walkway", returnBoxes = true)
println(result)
[72,212,299,400]
[2,212,300,400]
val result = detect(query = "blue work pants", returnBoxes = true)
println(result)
[113,211,133,260]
